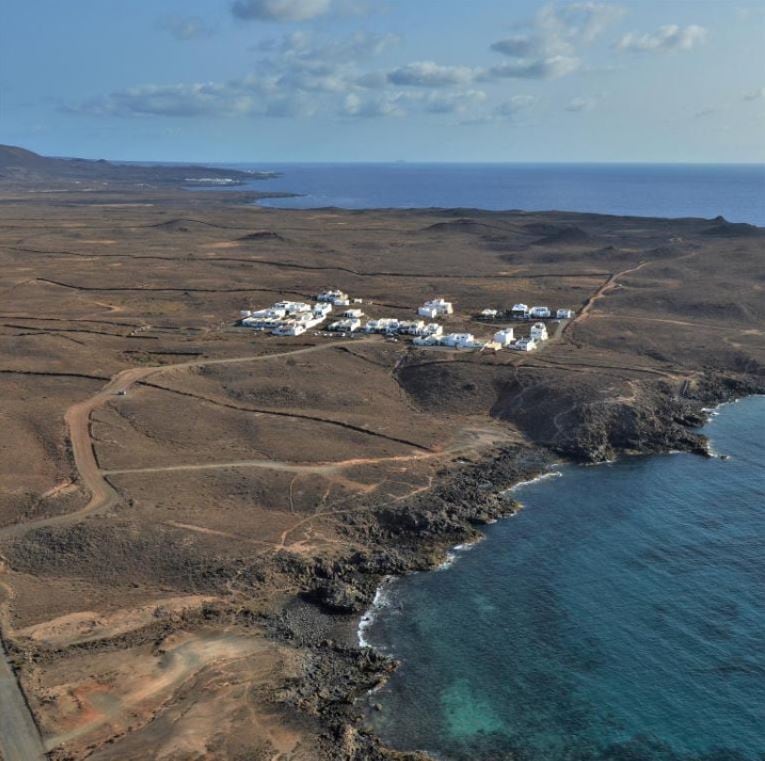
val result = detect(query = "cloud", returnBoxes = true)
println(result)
[494,95,538,117]
[486,55,580,80]
[743,87,765,101]
[565,95,596,111]
[341,92,405,117]
[694,107,717,119]
[231,0,332,22]
[488,2,622,81]
[158,15,215,40]
[616,24,707,53]
[387,61,478,88]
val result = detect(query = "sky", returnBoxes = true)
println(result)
[1,0,764,163]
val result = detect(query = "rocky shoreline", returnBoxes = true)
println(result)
[265,372,764,761]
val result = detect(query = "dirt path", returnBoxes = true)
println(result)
[564,261,649,335]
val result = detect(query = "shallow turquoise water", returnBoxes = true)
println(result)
[365,397,765,761]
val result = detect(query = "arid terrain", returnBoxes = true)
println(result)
[0,149,763,760]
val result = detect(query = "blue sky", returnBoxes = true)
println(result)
[2,0,764,162]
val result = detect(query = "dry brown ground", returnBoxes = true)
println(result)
[0,188,762,759]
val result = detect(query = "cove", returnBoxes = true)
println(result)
[364,397,765,761]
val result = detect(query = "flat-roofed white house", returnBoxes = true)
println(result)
[514,337,538,352]
[419,298,454,318]
[493,328,515,347]
[530,322,549,341]
[529,306,551,319]
[556,308,575,319]
[443,333,479,349]
[312,303,333,318]
[328,318,362,333]
[317,289,349,304]
[342,308,365,319]
[481,308,498,318]
[512,303,529,319]
[413,334,441,347]
[423,323,443,336]
[365,318,400,334]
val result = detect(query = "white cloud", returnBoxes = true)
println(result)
[488,2,622,80]
[231,0,332,22]
[616,24,707,53]
[743,87,765,101]
[387,61,478,88]
[565,95,596,112]
[495,95,538,117]
[486,55,580,80]
[342,91,405,117]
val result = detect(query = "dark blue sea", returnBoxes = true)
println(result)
[362,397,765,761]
[226,163,765,226]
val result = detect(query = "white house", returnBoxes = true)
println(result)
[312,303,333,318]
[493,328,515,347]
[422,323,443,337]
[443,333,479,349]
[556,308,575,319]
[530,322,548,341]
[317,289,349,304]
[511,303,529,319]
[328,318,362,333]
[418,305,438,319]
[365,318,400,334]
[481,308,498,319]
[413,335,441,347]
[397,320,427,335]
[342,308,365,319]
[419,298,454,318]
[529,306,551,319]
[514,337,538,352]
[273,322,307,337]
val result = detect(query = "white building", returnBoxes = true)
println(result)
[413,335,441,347]
[328,318,362,333]
[274,301,312,316]
[556,308,575,319]
[422,323,443,337]
[317,289,349,305]
[481,308,498,319]
[442,333,480,349]
[419,298,454,318]
[514,337,538,352]
[272,322,307,337]
[530,322,549,341]
[312,302,333,318]
[511,303,529,319]
[529,306,551,319]
[397,320,427,335]
[493,328,515,347]
[365,318,400,334]
[342,308,365,319]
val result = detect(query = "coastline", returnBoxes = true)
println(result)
[306,386,765,761]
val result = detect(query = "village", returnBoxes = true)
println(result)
[238,290,576,353]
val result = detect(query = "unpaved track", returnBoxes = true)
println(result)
[0,340,378,542]
[0,341,382,759]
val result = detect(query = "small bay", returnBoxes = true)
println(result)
[364,397,765,761]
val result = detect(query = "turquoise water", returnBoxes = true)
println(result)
[365,397,765,761]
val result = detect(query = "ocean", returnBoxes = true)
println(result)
[363,397,765,761]
[225,163,765,226]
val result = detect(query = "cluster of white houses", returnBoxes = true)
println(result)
[239,293,551,351]
[480,304,575,320]
[413,321,549,352]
